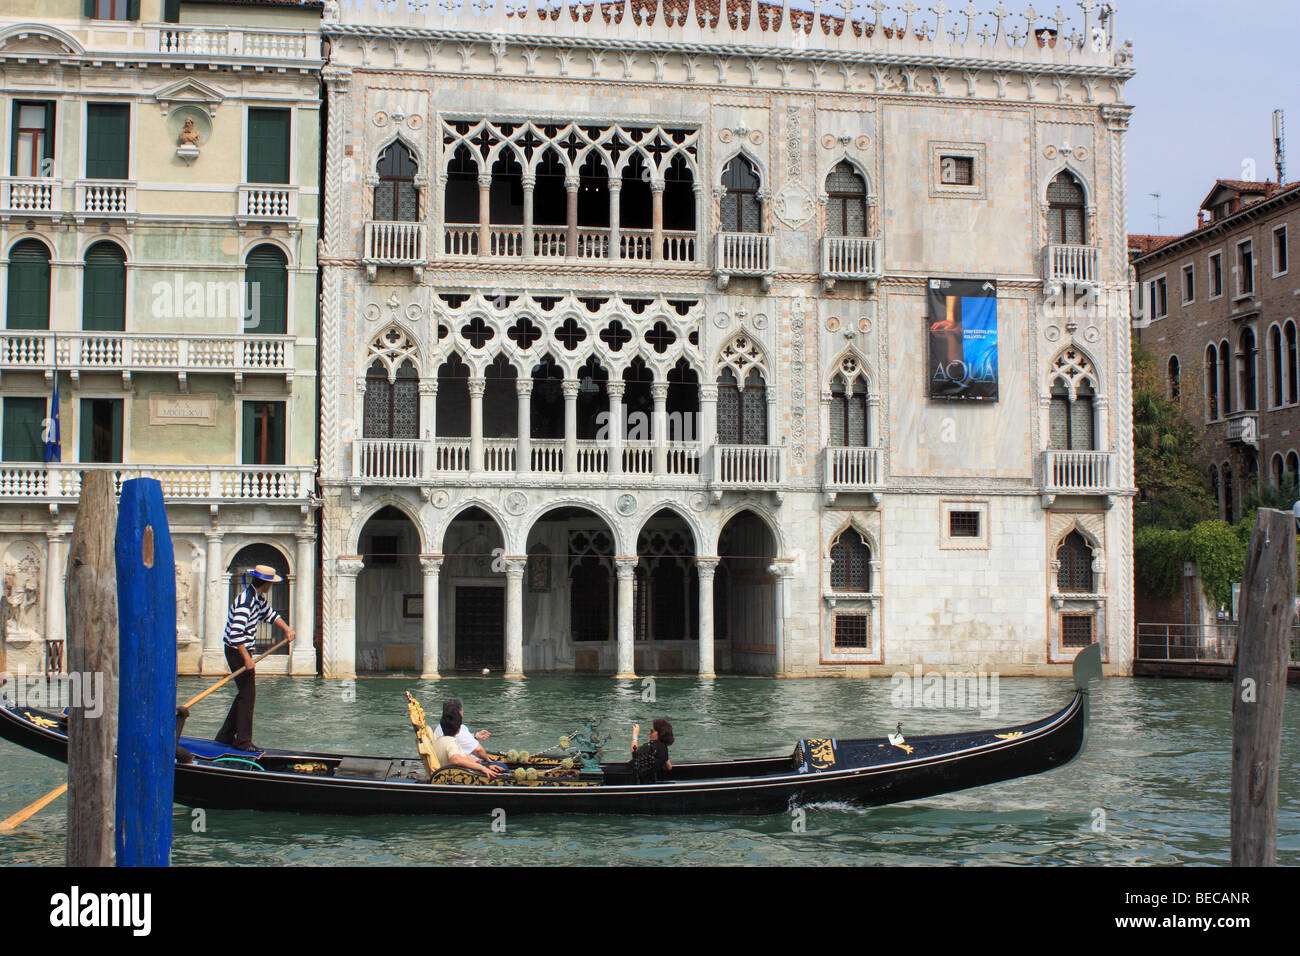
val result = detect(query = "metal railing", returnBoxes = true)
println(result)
[1136,623,1300,663]
[1043,449,1113,493]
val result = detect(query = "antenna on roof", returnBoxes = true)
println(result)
[1275,109,1286,185]
[1148,192,1164,233]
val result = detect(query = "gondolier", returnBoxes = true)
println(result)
[215,565,295,752]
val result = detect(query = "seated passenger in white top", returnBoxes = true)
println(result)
[433,697,492,761]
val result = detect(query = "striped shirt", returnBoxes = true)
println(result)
[223,586,281,649]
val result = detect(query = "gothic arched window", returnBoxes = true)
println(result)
[363,358,419,439]
[374,141,418,222]
[825,161,867,238]
[830,530,871,591]
[720,155,761,233]
[1046,170,1086,245]
[829,372,869,446]
[1056,530,1094,593]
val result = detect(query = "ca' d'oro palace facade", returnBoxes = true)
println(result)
[1,0,1137,679]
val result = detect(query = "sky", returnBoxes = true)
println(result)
[1121,0,1300,236]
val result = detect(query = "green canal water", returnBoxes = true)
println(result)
[1,675,1297,866]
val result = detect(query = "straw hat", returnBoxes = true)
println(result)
[246,564,283,583]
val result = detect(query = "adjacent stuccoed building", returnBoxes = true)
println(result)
[316,0,1138,678]
[0,0,321,677]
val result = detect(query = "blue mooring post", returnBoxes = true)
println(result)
[114,477,176,867]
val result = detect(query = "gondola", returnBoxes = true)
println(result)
[0,643,1100,816]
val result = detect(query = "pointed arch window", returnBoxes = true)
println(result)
[825,161,867,238]
[829,355,870,447]
[1046,170,1086,245]
[1238,327,1258,412]
[1168,355,1181,405]
[364,358,419,439]
[374,141,418,222]
[1219,341,1233,416]
[717,367,767,445]
[720,155,761,233]
[830,529,872,591]
[1270,325,1284,407]
[444,145,479,226]
[1288,321,1300,405]
[1047,349,1097,451]
[1205,345,1219,419]
[1056,530,1094,593]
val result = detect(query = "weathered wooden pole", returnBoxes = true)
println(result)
[114,478,176,867]
[65,470,119,866]
[1230,507,1295,866]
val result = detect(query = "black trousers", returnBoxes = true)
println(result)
[214,645,256,751]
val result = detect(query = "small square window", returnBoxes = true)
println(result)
[949,511,980,537]
[1061,614,1094,649]
[1181,264,1195,304]
[939,155,973,186]
[833,614,870,650]
[1237,240,1254,296]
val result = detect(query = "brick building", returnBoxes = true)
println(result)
[1132,180,1299,522]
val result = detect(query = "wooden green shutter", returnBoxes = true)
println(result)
[127,0,140,20]
[241,403,256,465]
[6,239,50,330]
[246,109,290,184]
[245,245,287,334]
[2,397,45,462]
[267,402,286,465]
[9,102,17,175]
[82,242,126,332]
[86,104,129,180]
[9,102,55,177]
[163,0,180,21]
[79,400,124,464]
[84,0,95,18]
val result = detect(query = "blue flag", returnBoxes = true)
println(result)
[43,377,60,463]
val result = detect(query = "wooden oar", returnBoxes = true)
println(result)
[0,636,292,834]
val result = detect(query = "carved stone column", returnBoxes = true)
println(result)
[608,178,622,261]
[292,530,316,675]
[332,556,365,679]
[562,379,580,474]
[650,180,665,263]
[651,381,669,474]
[468,376,486,473]
[565,175,579,255]
[696,557,719,678]
[202,531,226,674]
[521,174,536,260]
[419,381,437,480]
[769,561,793,676]
[615,557,638,679]
[606,380,625,477]
[477,173,492,256]
[420,555,442,679]
[516,378,533,474]
[504,557,527,678]
[699,383,718,481]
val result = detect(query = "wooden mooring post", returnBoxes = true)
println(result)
[1230,507,1296,866]
[65,470,119,866]
[114,478,176,867]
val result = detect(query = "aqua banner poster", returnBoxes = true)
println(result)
[927,277,999,402]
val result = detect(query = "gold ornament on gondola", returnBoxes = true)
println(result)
[559,736,570,749]
[506,749,520,763]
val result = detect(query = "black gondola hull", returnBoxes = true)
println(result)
[0,691,1088,816]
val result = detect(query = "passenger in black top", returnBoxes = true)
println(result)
[629,718,674,782]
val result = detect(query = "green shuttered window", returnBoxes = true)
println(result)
[245,244,287,335]
[82,241,126,332]
[2,397,46,462]
[10,101,55,178]
[86,103,129,180]
[6,239,51,330]
[246,108,290,184]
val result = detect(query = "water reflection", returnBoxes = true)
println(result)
[0,675,1295,866]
